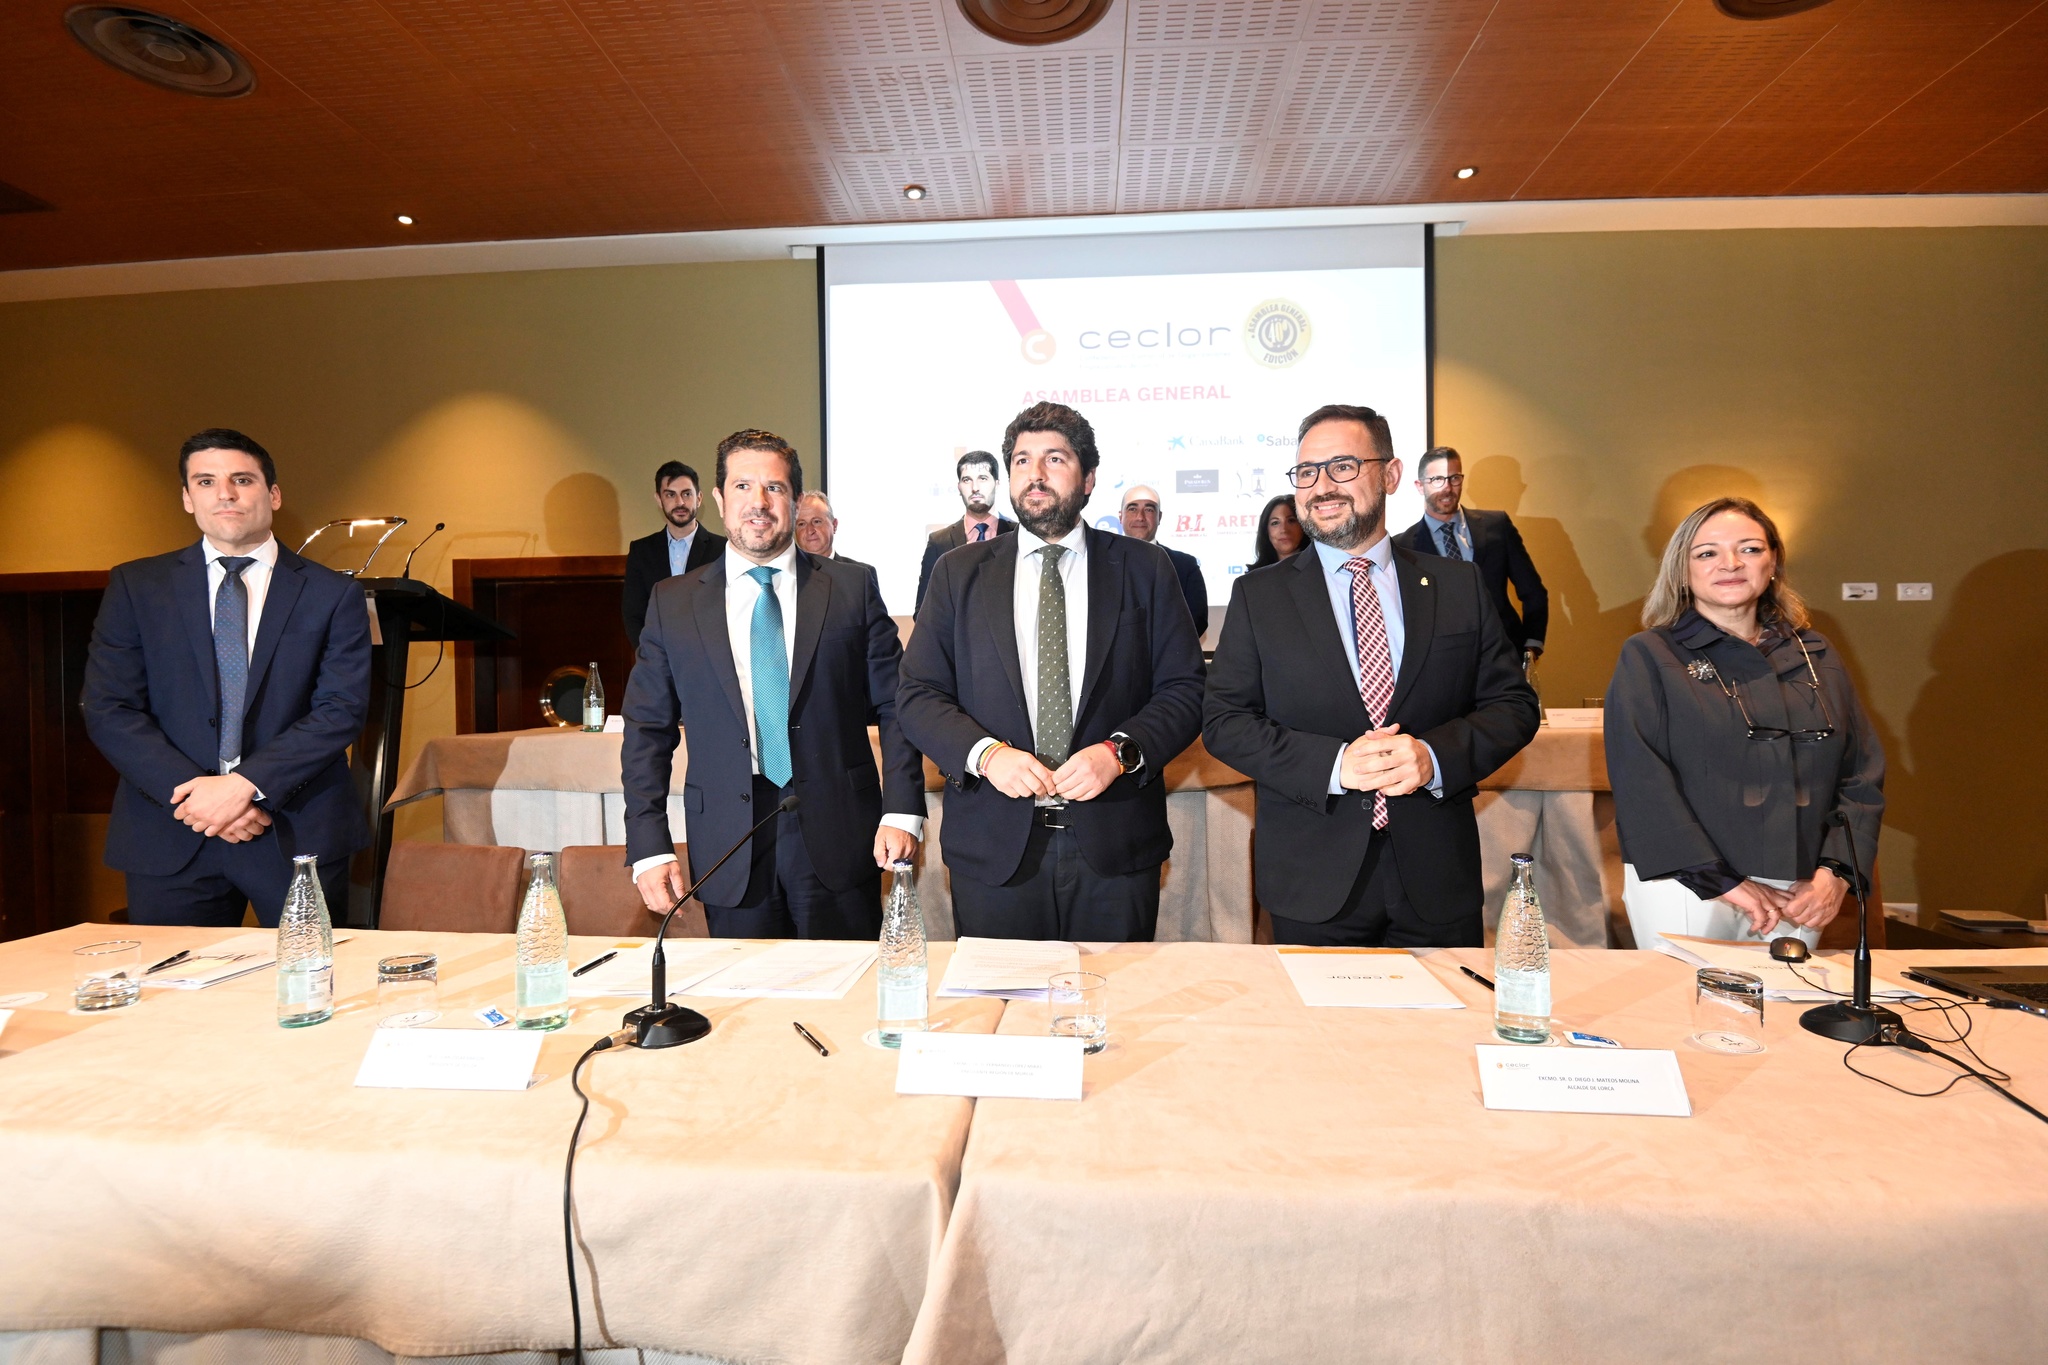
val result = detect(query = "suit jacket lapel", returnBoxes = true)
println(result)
[690,558,749,729]
[788,552,829,700]
[1077,527,1120,712]
[245,547,305,703]
[1387,545,1437,718]
[1287,549,1366,725]
[980,536,1028,717]
[175,543,219,711]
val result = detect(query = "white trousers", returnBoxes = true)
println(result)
[1622,865,1819,955]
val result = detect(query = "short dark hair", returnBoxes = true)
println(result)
[1296,404,1394,461]
[1001,402,1099,475]
[179,428,275,486]
[714,429,804,499]
[654,460,700,493]
[956,449,999,481]
[1418,446,1460,478]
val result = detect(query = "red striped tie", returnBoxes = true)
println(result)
[1345,557,1395,830]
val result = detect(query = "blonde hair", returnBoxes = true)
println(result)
[1642,497,1810,632]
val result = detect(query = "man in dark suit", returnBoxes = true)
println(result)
[914,449,1016,611]
[623,430,925,938]
[899,403,1206,942]
[1118,484,1209,637]
[1395,446,1549,658]
[1205,406,1539,948]
[622,460,727,643]
[82,429,372,926]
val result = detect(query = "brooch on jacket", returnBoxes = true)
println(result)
[1686,658,1718,682]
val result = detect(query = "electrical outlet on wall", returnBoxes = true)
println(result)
[1897,582,1933,601]
[1842,583,1878,601]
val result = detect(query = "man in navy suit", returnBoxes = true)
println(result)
[1394,446,1549,659]
[82,429,372,926]
[622,430,925,938]
[1118,484,1209,638]
[898,403,1206,942]
[914,449,1017,611]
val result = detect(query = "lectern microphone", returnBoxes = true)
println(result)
[623,793,800,1048]
[399,522,445,579]
[1799,808,1902,1045]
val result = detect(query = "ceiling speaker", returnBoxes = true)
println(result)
[958,0,1115,46]
[64,6,255,97]
[1714,0,1836,17]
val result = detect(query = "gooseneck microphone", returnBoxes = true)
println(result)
[1800,807,1902,1044]
[399,522,446,579]
[623,793,800,1048]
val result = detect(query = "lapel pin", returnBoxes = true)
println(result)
[1686,659,1717,682]
[1419,576,1429,586]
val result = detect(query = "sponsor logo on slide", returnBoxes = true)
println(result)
[1176,470,1220,494]
[1245,299,1312,368]
[1020,328,1056,364]
[990,282,1058,365]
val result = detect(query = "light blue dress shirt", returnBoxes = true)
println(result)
[665,526,698,578]
[1422,508,1471,560]
[1310,537,1442,797]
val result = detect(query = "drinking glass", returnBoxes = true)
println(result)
[376,952,440,1027]
[74,940,143,1011]
[1691,967,1766,1053]
[1049,970,1108,1054]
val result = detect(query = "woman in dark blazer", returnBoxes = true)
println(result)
[1248,493,1304,569]
[1604,496,1884,953]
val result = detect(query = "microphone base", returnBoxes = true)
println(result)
[1800,1000,1902,1045]
[623,1001,711,1049]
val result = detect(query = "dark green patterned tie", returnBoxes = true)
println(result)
[1034,544,1073,766]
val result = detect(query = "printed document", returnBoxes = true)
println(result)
[1657,935,1920,1002]
[937,937,1082,1000]
[690,940,877,999]
[1276,947,1466,1008]
[567,941,743,998]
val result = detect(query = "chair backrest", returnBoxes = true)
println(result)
[381,842,525,933]
[556,844,707,939]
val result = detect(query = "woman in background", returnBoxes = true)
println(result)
[1605,497,1883,953]
[1249,494,1304,569]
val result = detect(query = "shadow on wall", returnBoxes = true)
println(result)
[543,472,622,556]
[1893,551,2048,915]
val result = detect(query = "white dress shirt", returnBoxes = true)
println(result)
[633,543,921,881]
[967,522,1089,779]
[202,534,278,657]
[1310,536,1442,798]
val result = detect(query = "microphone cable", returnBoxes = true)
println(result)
[1853,1023,2048,1127]
[563,1029,633,1365]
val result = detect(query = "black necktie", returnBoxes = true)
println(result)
[1439,524,1463,561]
[974,522,988,541]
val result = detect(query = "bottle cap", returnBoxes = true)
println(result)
[889,859,915,871]
[1510,852,1534,866]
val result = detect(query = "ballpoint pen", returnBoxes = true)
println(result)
[1459,965,1495,991]
[145,950,193,975]
[571,951,618,978]
[792,1021,829,1057]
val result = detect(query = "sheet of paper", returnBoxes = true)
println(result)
[1275,947,1466,1009]
[1476,1045,1692,1117]
[690,940,877,999]
[354,1028,545,1092]
[895,1031,1084,1100]
[1657,935,1920,1002]
[567,941,744,998]
[1543,707,1605,729]
[936,937,1082,1000]
[141,931,355,990]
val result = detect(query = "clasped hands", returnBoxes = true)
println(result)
[982,742,1121,803]
[1339,724,1433,796]
[171,773,270,843]
[1722,866,1847,937]
[633,822,925,913]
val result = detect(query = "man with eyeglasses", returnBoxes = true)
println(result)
[1395,446,1550,662]
[1203,406,1539,948]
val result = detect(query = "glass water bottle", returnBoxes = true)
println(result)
[877,860,928,1047]
[581,662,606,732]
[276,855,335,1028]
[1493,852,1552,1044]
[515,852,570,1030]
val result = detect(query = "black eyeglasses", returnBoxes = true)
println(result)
[1282,456,1390,489]
[1696,635,1836,742]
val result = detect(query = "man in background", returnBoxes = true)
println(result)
[899,403,1205,942]
[1395,446,1548,660]
[915,449,1015,610]
[82,429,371,926]
[1119,484,1208,636]
[796,489,883,605]
[623,460,727,643]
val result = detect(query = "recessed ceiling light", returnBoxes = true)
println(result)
[395,214,414,225]
[902,184,927,202]
[1456,167,1477,180]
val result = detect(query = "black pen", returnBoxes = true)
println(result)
[145,949,192,975]
[571,950,618,978]
[1460,965,1495,992]
[792,1021,829,1057]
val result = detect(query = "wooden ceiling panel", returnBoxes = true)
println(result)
[1,0,2044,270]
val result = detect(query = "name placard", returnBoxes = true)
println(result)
[354,1029,545,1092]
[895,1032,1084,1101]
[1476,1045,1692,1118]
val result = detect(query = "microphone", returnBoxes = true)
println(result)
[623,793,800,1049]
[400,522,446,580]
[1799,807,1903,1044]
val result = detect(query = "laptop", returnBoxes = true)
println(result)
[1903,964,2048,1018]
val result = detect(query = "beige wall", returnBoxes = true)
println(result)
[4,227,2044,912]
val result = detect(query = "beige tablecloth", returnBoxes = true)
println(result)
[0,924,998,1365]
[905,942,2048,1365]
[388,726,1614,946]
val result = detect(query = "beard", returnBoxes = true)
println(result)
[1301,492,1384,552]
[961,490,994,515]
[1014,482,1089,540]
[665,505,697,529]
[730,518,793,559]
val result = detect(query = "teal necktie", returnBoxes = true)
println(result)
[747,566,793,787]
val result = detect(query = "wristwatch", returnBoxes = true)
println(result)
[1108,732,1144,776]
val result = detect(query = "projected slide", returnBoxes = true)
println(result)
[827,249,1428,620]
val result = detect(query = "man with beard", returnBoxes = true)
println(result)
[621,431,925,938]
[1394,446,1549,661]
[915,449,1016,610]
[1203,404,1538,947]
[899,402,1205,941]
[623,460,727,643]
